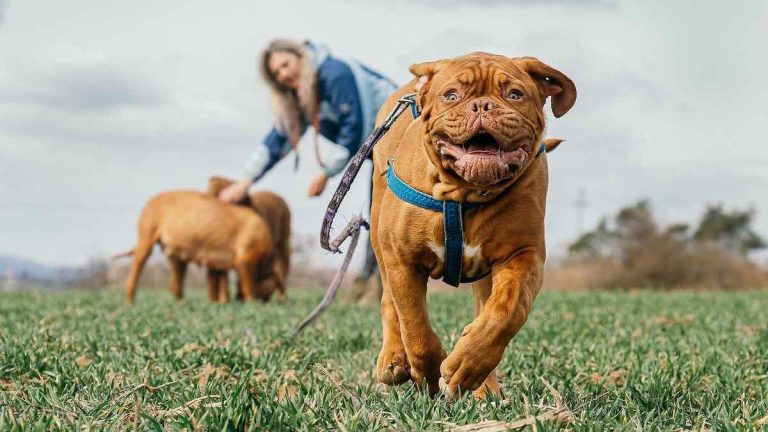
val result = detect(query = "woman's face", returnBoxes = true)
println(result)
[268,51,301,90]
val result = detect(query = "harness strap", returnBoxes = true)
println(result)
[443,201,464,286]
[385,141,548,287]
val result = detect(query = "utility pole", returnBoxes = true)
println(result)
[574,188,588,236]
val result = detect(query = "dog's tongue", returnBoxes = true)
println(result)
[466,134,498,154]
[468,143,495,154]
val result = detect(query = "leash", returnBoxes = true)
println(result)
[319,93,419,253]
[292,215,367,336]
[293,93,419,336]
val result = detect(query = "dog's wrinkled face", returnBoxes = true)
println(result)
[412,53,576,187]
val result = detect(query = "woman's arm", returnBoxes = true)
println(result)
[219,127,292,202]
[246,128,292,182]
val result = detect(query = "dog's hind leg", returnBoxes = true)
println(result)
[375,265,412,387]
[168,257,187,301]
[235,261,259,302]
[276,226,291,300]
[234,275,244,302]
[274,261,288,303]
[124,240,153,305]
[469,275,502,399]
[206,269,221,303]
[217,271,230,304]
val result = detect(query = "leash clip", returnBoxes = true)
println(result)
[381,157,396,176]
[398,93,420,118]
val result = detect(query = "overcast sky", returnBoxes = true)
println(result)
[1,0,766,269]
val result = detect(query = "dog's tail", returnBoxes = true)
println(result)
[111,249,134,260]
[544,138,565,153]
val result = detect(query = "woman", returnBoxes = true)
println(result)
[220,38,396,199]
[219,39,397,282]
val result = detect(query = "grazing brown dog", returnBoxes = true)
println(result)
[369,53,576,398]
[206,176,291,302]
[122,190,274,304]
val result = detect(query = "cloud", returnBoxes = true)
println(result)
[34,68,165,112]
[0,99,251,153]
[354,0,615,6]
[0,0,7,25]
[0,58,167,112]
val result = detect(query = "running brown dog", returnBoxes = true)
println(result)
[206,176,291,303]
[369,53,576,398]
[121,190,274,304]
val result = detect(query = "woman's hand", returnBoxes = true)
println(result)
[307,173,328,197]
[219,179,251,203]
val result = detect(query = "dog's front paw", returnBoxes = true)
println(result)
[376,347,411,386]
[439,371,501,400]
[472,369,502,399]
[440,323,505,400]
[408,340,447,395]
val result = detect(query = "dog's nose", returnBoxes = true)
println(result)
[470,97,498,114]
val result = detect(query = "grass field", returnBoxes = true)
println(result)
[0,288,766,430]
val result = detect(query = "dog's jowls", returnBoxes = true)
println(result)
[369,53,576,398]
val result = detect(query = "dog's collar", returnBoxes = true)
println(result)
[385,141,546,287]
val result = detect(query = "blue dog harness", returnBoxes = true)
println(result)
[385,142,547,287]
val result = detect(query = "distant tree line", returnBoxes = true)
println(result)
[560,201,767,290]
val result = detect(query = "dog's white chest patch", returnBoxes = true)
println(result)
[427,242,483,266]
[464,244,482,259]
[463,243,485,274]
[428,241,445,262]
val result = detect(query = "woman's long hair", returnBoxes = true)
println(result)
[258,39,318,151]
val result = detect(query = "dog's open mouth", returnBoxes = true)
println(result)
[436,130,527,186]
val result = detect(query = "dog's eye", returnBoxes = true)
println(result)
[444,90,460,102]
[506,89,523,101]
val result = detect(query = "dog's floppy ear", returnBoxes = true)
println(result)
[207,175,252,206]
[518,57,576,118]
[409,61,442,89]
[409,60,444,110]
[207,176,235,197]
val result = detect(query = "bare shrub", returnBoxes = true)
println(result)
[548,201,768,290]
